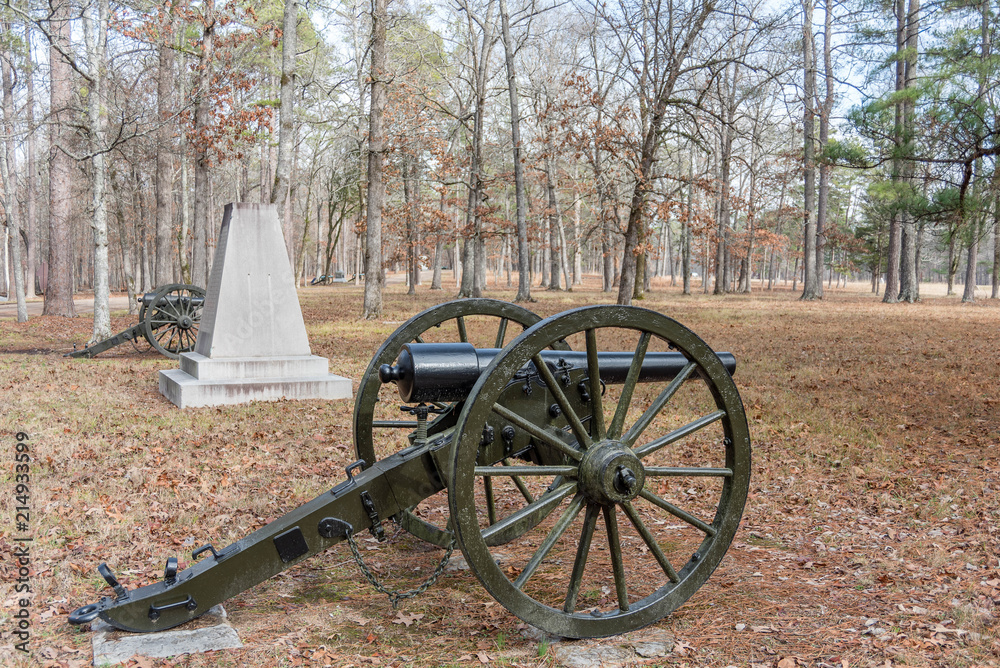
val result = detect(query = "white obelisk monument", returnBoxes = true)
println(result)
[160,203,352,408]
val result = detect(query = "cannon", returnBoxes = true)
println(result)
[69,300,750,639]
[66,284,205,360]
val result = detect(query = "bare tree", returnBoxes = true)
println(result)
[898,0,919,302]
[456,0,497,298]
[83,0,112,342]
[191,0,215,287]
[154,4,177,285]
[499,0,532,301]
[43,0,76,317]
[597,0,719,306]
[1,31,27,321]
[272,0,298,267]
[362,0,388,318]
[801,0,819,300]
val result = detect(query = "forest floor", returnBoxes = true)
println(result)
[1,277,998,668]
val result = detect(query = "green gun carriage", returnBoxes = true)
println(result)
[69,300,751,639]
[66,284,205,360]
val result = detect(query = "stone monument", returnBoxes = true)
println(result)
[159,203,352,408]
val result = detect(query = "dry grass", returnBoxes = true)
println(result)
[1,276,999,667]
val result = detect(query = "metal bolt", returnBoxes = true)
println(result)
[548,404,562,418]
[614,466,637,494]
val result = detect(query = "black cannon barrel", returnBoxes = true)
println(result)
[140,292,206,306]
[379,342,737,404]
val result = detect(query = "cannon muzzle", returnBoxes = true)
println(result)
[379,342,737,403]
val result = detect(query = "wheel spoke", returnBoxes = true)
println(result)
[513,494,585,590]
[160,298,183,320]
[456,316,468,343]
[532,353,592,449]
[603,505,629,612]
[564,503,600,613]
[414,334,426,344]
[502,459,536,504]
[585,329,605,441]
[644,466,733,478]
[621,500,679,582]
[481,482,577,544]
[156,325,176,345]
[492,404,583,461]
[474,465,577,477]
[161,327,179,352]
[621,362,696,448]
[484,476,497,525]
[608,331,651,439]
[494,317,510,348]
[638,489,716,536]
[633,410,726,459]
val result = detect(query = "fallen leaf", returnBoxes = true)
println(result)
[392,611,424,627]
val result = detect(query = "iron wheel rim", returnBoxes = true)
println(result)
[449,305,751,638]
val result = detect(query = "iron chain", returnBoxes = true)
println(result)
[344,526,455,609]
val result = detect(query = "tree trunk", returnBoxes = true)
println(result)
[155,6,176,286]
[683,145,693,295]
[898,0,919,302]
[992,196,999,299]
[963,237,978,302]
[85,0,112,343]
[431,187,445,290]
[191,0,215,288]
[1,37,27,321]
[44,0,76,317]
[24,27,37,296]
[403,155,417,296]
[362,0,388,318]
[816,0,836,298]
[801,0,819,300]
[883,0,907,303]
[715,67,736,296]
[546,154,561,290]
[271,0,298,267]
[962,0,989,303]
[499,0,531,302]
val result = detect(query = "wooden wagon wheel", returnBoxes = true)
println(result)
[353,299,559,547]
[141,284,206,360]
[449,306,751,638]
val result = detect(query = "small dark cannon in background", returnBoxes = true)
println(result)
[69,300,751,639]
[66,284,205,360]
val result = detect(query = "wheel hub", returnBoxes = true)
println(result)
[178,315,194,330]
[578,441,645,505]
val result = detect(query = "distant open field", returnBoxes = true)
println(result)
[1,278,998,667]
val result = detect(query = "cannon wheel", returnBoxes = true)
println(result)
[354,299,556,547]
[141,284,206,360]
[449,306,751,638]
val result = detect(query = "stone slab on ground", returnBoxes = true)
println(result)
[91,605,242,665]
[159,203,352,408]
[546,630,676,668]
[548,644,634,668]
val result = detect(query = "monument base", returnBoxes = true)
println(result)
[160,352,352,408]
